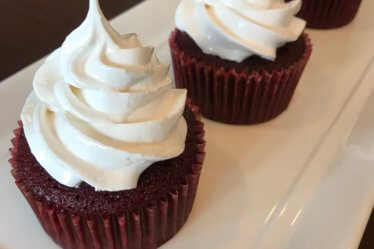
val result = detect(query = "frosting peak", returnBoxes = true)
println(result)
[21,0,187,191]
[176,0,306,62]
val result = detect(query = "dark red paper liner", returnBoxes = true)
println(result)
[297,0,362,29]
[170,30,312,125]
[9,102,206,249]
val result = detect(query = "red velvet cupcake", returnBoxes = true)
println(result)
[9,1,206,249]
[170,0,312,124]
[10,103,205,249]
[295,0,362,29]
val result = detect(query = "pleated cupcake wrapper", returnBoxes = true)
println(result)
[297,0,362,29]
[170,31,312,124]
[9,102,206,249]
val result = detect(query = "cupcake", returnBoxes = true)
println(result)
[9,1,205,249]
[295,0,362,29]
[170,0,312,124]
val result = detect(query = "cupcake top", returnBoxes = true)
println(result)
[21,0,187,191]
[176,0,306,62]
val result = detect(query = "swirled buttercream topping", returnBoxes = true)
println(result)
[176,0,306,62]
[21,0,187,191]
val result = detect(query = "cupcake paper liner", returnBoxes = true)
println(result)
[297,0,362,29]
[170,31,312,125]
[9,101,206,249]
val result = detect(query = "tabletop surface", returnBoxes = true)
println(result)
[0,0,372,248]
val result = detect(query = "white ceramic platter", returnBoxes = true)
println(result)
[0,0,373,248]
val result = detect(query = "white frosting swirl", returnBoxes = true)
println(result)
[176,0,306,62]
[21,0,187,191]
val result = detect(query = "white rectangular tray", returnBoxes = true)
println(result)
[0,0,373,248]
